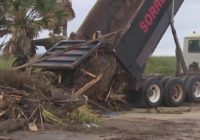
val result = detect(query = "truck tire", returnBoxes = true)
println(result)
[163,78,185,107]
[160,77,170,86]
[185,76,200,102]
[141,78,163,107]
[182,75,190,84]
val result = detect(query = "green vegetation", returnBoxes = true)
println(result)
[144,56,176,76]
[0,56,177,75]
[70,106,100,123]
[0,0,75,58]
[0,57,14,70]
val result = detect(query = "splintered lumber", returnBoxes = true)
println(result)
[81,69,97,78]
[76,0,144,39]
[109,94,127,103]
[0,119,25,133]
[73,74,103,98]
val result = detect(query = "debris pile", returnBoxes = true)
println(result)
[0,70,95,133]
[0,44,131,134]
[76,51,131,110]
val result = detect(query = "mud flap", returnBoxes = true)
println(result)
[127,90,148,108]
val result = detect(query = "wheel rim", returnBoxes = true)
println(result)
[193,81,200,98]
[171,84,183,102]
[147,84,161,103]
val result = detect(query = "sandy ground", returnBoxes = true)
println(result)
[7,104,200,140]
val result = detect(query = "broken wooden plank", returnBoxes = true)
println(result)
[81,69,97,78]
[72,74,103,98]
[109,94,127,104]
[105,81,114,101]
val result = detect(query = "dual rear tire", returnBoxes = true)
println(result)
[185,76,200,102]
[162,78,185,107]
[140,77,186,107]
[135,76,200,108]
[141,78,163,107]
[162,76,200,105]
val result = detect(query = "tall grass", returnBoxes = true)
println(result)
[0,56,176,76]
[144,56,176,76]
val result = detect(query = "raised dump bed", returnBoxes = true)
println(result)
[76,0,144,39]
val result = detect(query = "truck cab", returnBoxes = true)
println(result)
[183,34,200,68]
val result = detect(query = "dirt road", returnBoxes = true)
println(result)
[8,104,200,140]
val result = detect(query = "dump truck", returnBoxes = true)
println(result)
[33,0,200,108]
[183,34,200,67]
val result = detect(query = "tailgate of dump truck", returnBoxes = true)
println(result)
[33,40,101,70]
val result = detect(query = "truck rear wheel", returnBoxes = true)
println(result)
[163,78,185,107]
[185,76,200,102]
[141,78,163,107]
[160,77,170,85]
[182,76,190,84]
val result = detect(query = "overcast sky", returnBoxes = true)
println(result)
[1,0,199,56]
[67,0,200,56]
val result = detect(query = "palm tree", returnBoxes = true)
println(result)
[33,0,76,51]
[0,0,72,58]
[55,0,75,36]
